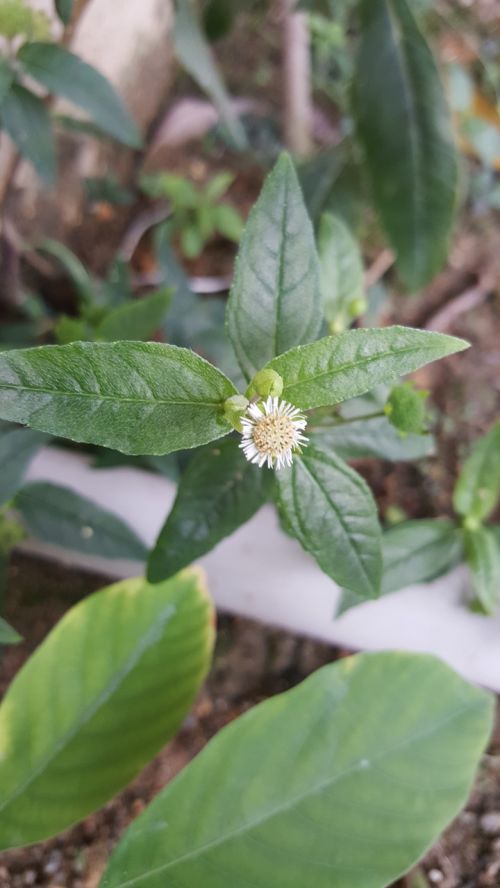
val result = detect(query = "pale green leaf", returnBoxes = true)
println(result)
[0,84,55,184]
[0,425,48,505]
[453,422,500,524]
[464,526,500,615]
[312,415,434,462]
[94,289,172,342]
[318,212,364,326]
[382,519,463,595]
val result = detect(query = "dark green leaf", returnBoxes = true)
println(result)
[453,422,500,524]
[353,0,458,289]
[382,519,463,595]
[226,154,322,380]
[276,445,382,600]
[148,437,272,583]
[101,652,494,888]
[464,526,500,615]
[18,42,142,148]
[313,414,434,462]
[0,569,214,849]
[15,482,148,560]
[318,212,364,327]
[298,146,346,224]
[55,0,74,25]
[0,341,237,455]
[0,58,14,105]
[38,239,95,305]
[0,616,21,646]
[94,289,172,342]
[0,84,55,184]
[0,425,48,504]
[266,326,468,410]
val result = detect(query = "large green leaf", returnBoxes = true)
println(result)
[226,154,322,380]
[55,0,74,25]
[464,526,500,615]
[0,84,56,184]
[0,616,21,646]
[312,414,434,462]
[174,0,246,149]
[18,42,142,148]
[382,519,463,595]
[15,482,148,561]
[453,422,500,524]
[266,327,467,410]
[0,341,237,455]
[0,569,214,849]
[277,445,381,600]
[94,288,172,342]
[100,651,494,888]
[148,437,273,583]
[353,0,457,289]
[0,425,48,505]
[0,58,14,105]
[318,212,364,328]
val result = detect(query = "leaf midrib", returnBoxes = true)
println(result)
[0,381,223,409]
[113,699,483,887]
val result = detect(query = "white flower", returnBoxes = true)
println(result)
[239,395,308,470]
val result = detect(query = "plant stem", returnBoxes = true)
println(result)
[282,0,313,158]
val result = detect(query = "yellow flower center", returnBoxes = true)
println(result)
[251,414,298,457]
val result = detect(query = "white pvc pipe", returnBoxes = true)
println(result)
[23,447,500,692]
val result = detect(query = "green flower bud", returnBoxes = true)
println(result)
[223,394,249,432]
[347,296,368,319]
[384,382,428,435]
[246,369,284,400]
[0,510,25,555]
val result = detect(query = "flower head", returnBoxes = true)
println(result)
[239,396,308,470]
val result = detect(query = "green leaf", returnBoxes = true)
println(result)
[0,84,55,184]
[148,437,273,583]
[0,425,48,505]
[18,42,142,148]
[94,289,172,342]
[313,415,434,462]
[15,482,148,560]
[382,519,463,595]
[353,0,458,289]
[0,58,14,106]
[204,171,234,202]
[100,651,494,888]
[226,154,322,380]
[0,569,214,849]
[298,146,346,224]
[266,326,468,410]
[54,315,89,345]
[174,0,246,149]
[213,204,243,241]
[0,341,237,455]
[464,526,500,615]
[318,212,364,327]
[55,0,74,25]
[0,616,21,646]
[453,422,500,524]
[277,445,382,600]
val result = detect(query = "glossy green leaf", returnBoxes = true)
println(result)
[55,0,74,25]
[0,341,237,455]
[94,289,172,342]
[464,526,500,615]
[0,84,55,184]
[277,445,382,600]
[266,327,468,410]
[312,415,434,462]
[0,425,47,505]
[174,0,246,149]
[382,519,463,595]
[353,0,457,289]
[0,569,214,849]
[101,651,494,888]
[15,482,148,561]
[0,616,21,646]
[226,154,322,380]
[148,437,272,583]
[18,42,142,148]
[453,422,500,524]
[318,212,364,327]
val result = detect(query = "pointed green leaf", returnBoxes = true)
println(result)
[148,437,273,583]
[15,482,148,561]
[0,341,237,455]
[353,0,458,289]
[382,519,463,595]
[453,422,500,524]
[226,154,322,380]
[277,445,382,600]
[101,652,494,888]
[0,616,21,646]
[312,414,434,462]
[0,569,214,849]
[0,84,56,184]
[94,288,172,342]
[266,327,468,410]
[464,526,500,615]
[18,42,142,148]
[318,212,365,327]
[0,425,48,505]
